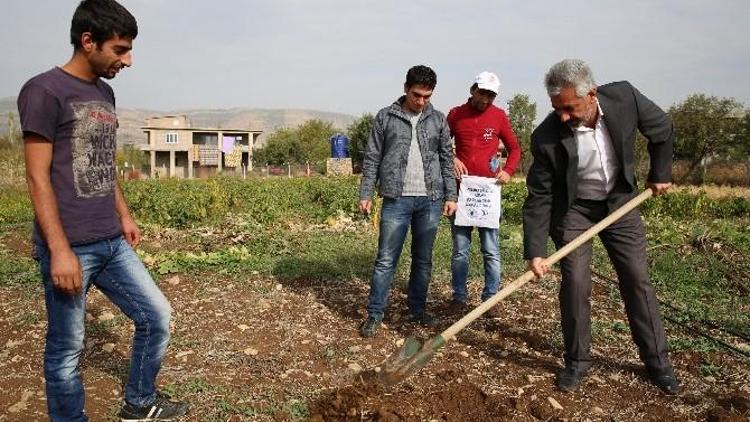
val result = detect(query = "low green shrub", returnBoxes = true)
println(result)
[2,178,748,229]
[641,190,750,219]
[0,186,33,225]
[121,176,363,227]
[122,178,229,227]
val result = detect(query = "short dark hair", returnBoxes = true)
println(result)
[70,0,138,50]
[405,65,437,89]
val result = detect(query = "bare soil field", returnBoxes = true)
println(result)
[2,226,749,421]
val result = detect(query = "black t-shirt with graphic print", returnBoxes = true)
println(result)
[18,67,122,246]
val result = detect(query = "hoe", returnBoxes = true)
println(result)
[380,189,654,385]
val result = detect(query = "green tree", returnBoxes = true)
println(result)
[254,119,339,171]
[669,94,744,183]
[735,112,750,157]
[116,144,148,172]
[740,112,750,185]
[507,94,536,175]
[346,113,373,171]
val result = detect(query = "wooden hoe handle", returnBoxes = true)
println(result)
[441,189,654,342]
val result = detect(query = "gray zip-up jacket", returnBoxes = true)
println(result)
[359,97,457,201]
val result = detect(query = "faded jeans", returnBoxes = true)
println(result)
[37,235,172,422]
[450,224,501,302]
[366,196,442,319]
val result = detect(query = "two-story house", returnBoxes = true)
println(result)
[141,115,262,179]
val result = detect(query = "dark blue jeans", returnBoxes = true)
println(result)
[450,224,501,302]
[37,236,172,421]
[366,196,442,319]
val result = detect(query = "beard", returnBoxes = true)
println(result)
[97,65,120,80]
[91,56,120,80]
[566,106,597,129]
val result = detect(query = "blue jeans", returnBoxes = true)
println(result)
[450,223,501,302]
[36,236,172,422]
[366,196,442,319]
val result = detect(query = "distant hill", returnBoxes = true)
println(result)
[0,96,356,148]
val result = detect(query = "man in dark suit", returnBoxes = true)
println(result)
[523,59,680,394]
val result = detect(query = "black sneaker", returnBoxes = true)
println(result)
[360,316,382,338]
[648,368,681,395]
[119,394,189,421]
[408,312,437,327]
[556,366,589,392]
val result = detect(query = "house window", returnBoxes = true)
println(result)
[166,132,179,144]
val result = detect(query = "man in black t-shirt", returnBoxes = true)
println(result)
[19,1,188,420]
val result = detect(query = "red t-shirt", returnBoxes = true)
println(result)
[447,101,521,178]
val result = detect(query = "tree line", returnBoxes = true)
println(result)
[4,95,747,185]
[254,93,750,185]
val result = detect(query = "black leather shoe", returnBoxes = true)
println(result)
[359,317,382,338]
[648,369,681,395]
[556,366,589,392]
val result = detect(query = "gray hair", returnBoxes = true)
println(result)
[544,59,596,97]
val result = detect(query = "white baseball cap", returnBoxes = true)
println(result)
[474,71,501,94]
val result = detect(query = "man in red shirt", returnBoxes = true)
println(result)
[447,71,521,317]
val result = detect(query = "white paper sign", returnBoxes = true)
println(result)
[454,176,501,228]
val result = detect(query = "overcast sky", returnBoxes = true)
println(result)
[3,0,749,119]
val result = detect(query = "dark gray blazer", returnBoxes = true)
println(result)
[522,81,673,259]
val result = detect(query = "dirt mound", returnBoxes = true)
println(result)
[426,383,510,421]
[310,370,511,421]
[309,371,385,421]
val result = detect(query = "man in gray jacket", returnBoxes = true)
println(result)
[359,65,457,337]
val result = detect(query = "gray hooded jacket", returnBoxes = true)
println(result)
[359,97,457,201]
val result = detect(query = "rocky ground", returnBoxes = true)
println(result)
[1,229,749,421]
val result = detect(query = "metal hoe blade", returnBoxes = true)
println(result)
[380,336,422,375]
[379,335,446,385]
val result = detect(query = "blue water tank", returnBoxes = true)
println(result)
[330,134,350,158]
